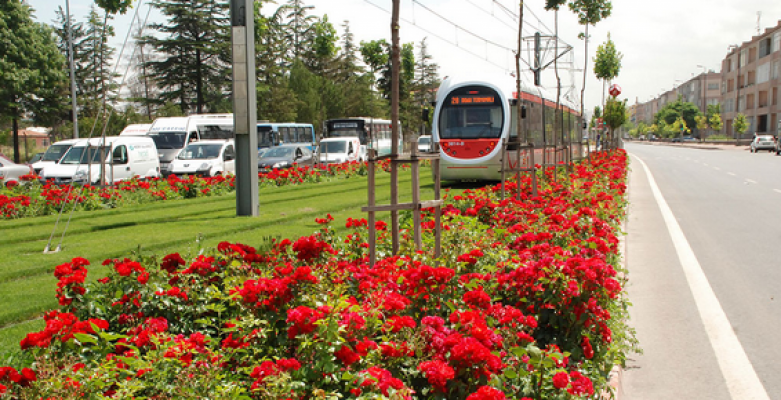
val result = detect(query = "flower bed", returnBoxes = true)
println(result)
[0,151,635,399]
[0,162,370,219]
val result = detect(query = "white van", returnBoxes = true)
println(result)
[146,114,233,173]
[32,138,80,176]
[168,140,236,177]
[318,137,362,164]
[41,136,160,185]
[119,123,152,136]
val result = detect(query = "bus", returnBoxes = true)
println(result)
[323,118,403,157]
[256,122,316,151]
[432,74,581,181]
[147,114,234,172]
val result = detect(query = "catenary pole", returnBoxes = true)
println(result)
[66,0,79,138]
[231,0,259,216]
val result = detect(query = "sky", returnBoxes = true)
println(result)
[25,0,781,115]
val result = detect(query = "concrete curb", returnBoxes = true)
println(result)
[600,154,630,400]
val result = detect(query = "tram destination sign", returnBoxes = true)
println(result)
[450,95,496,106]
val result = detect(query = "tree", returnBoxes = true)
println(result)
[94,0,134,15]
[80,6,120,118]
[733,113,749,138]
[336,21,382,118]
[695,115,708,138]
[0,0,67,162]
[654,97,701,136]
[281,0,316,61]
[709,113,723,134]
[142,0,230,114]
[671,116,690,138]
[593,33,622,108]
[255,2,298,122]
[411,38,440,136]
[603,97,626,139]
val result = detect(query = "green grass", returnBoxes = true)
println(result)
[0,168,457,357]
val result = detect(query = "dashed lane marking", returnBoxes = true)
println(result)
[632,153,771,400]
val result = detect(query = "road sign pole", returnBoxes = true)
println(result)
[231,0,259,216]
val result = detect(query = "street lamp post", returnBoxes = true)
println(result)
[697,65,707,139]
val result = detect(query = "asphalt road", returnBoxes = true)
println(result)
[622,142,781,400]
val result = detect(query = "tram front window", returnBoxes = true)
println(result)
[439,86,504,140]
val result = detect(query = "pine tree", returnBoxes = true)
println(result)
[255,2,298,122]
[80,6,120,117]
[142,0,230,114]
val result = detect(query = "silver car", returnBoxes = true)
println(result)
[750,135,775,153]
[0,155,33,187]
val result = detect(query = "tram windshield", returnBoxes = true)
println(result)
[439,85,504,140]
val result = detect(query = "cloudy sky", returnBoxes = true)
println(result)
[26,0,781,113]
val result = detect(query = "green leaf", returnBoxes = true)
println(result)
[74,333,97,344]
[504,369,518,379]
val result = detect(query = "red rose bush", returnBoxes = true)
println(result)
[1,151,636,399]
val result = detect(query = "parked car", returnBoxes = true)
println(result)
[317,137,361,164]
[258,144,315,169]
[672,135,696,143]
[750,135,775,153]
[0,155,34,187]
[41,136,160,185]
[168,140,236,177]
[417,135,432,152]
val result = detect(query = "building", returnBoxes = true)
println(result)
[18,128,51,148]
[721,20,781,138]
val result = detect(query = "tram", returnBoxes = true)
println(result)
[431,74,581,181]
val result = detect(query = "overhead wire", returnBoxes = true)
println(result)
[45,1,153,253]
[362,0,523,72]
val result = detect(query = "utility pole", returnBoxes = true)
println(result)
[66,0,79,139]
[231,0,259,216]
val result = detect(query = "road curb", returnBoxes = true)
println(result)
[600,153,630,400]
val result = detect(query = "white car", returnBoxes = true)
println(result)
[750,135,775,153]
[417,135,432,152]
[42,136,160,185]
[169,140,236,177]
[0,155,34,187]
[318,137,362,164]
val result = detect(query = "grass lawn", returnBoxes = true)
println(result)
[0,167,466,359]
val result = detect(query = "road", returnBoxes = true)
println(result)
[622,142,781,400]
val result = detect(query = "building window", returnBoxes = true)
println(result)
[774,60,780,80]
[775,32,781,52]
[758,63,770,84]
[757,115,767,132]
[759,37,771,58]
[708,83,719,91]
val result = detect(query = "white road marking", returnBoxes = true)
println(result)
[713,167,721,171]
[745,179,757,184]
[728,172,737,176]
[632,154,770,400]
[774,189,781,194]
[703,163,710,166]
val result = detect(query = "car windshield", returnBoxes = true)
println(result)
[757,136,773,141]
[418,137,431,145]
[42,144,72,162]
[263,147,294,158]
[178,144,222,160]
[319,141,347,153]
[149,131,187,149]
[59,146,110,165]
